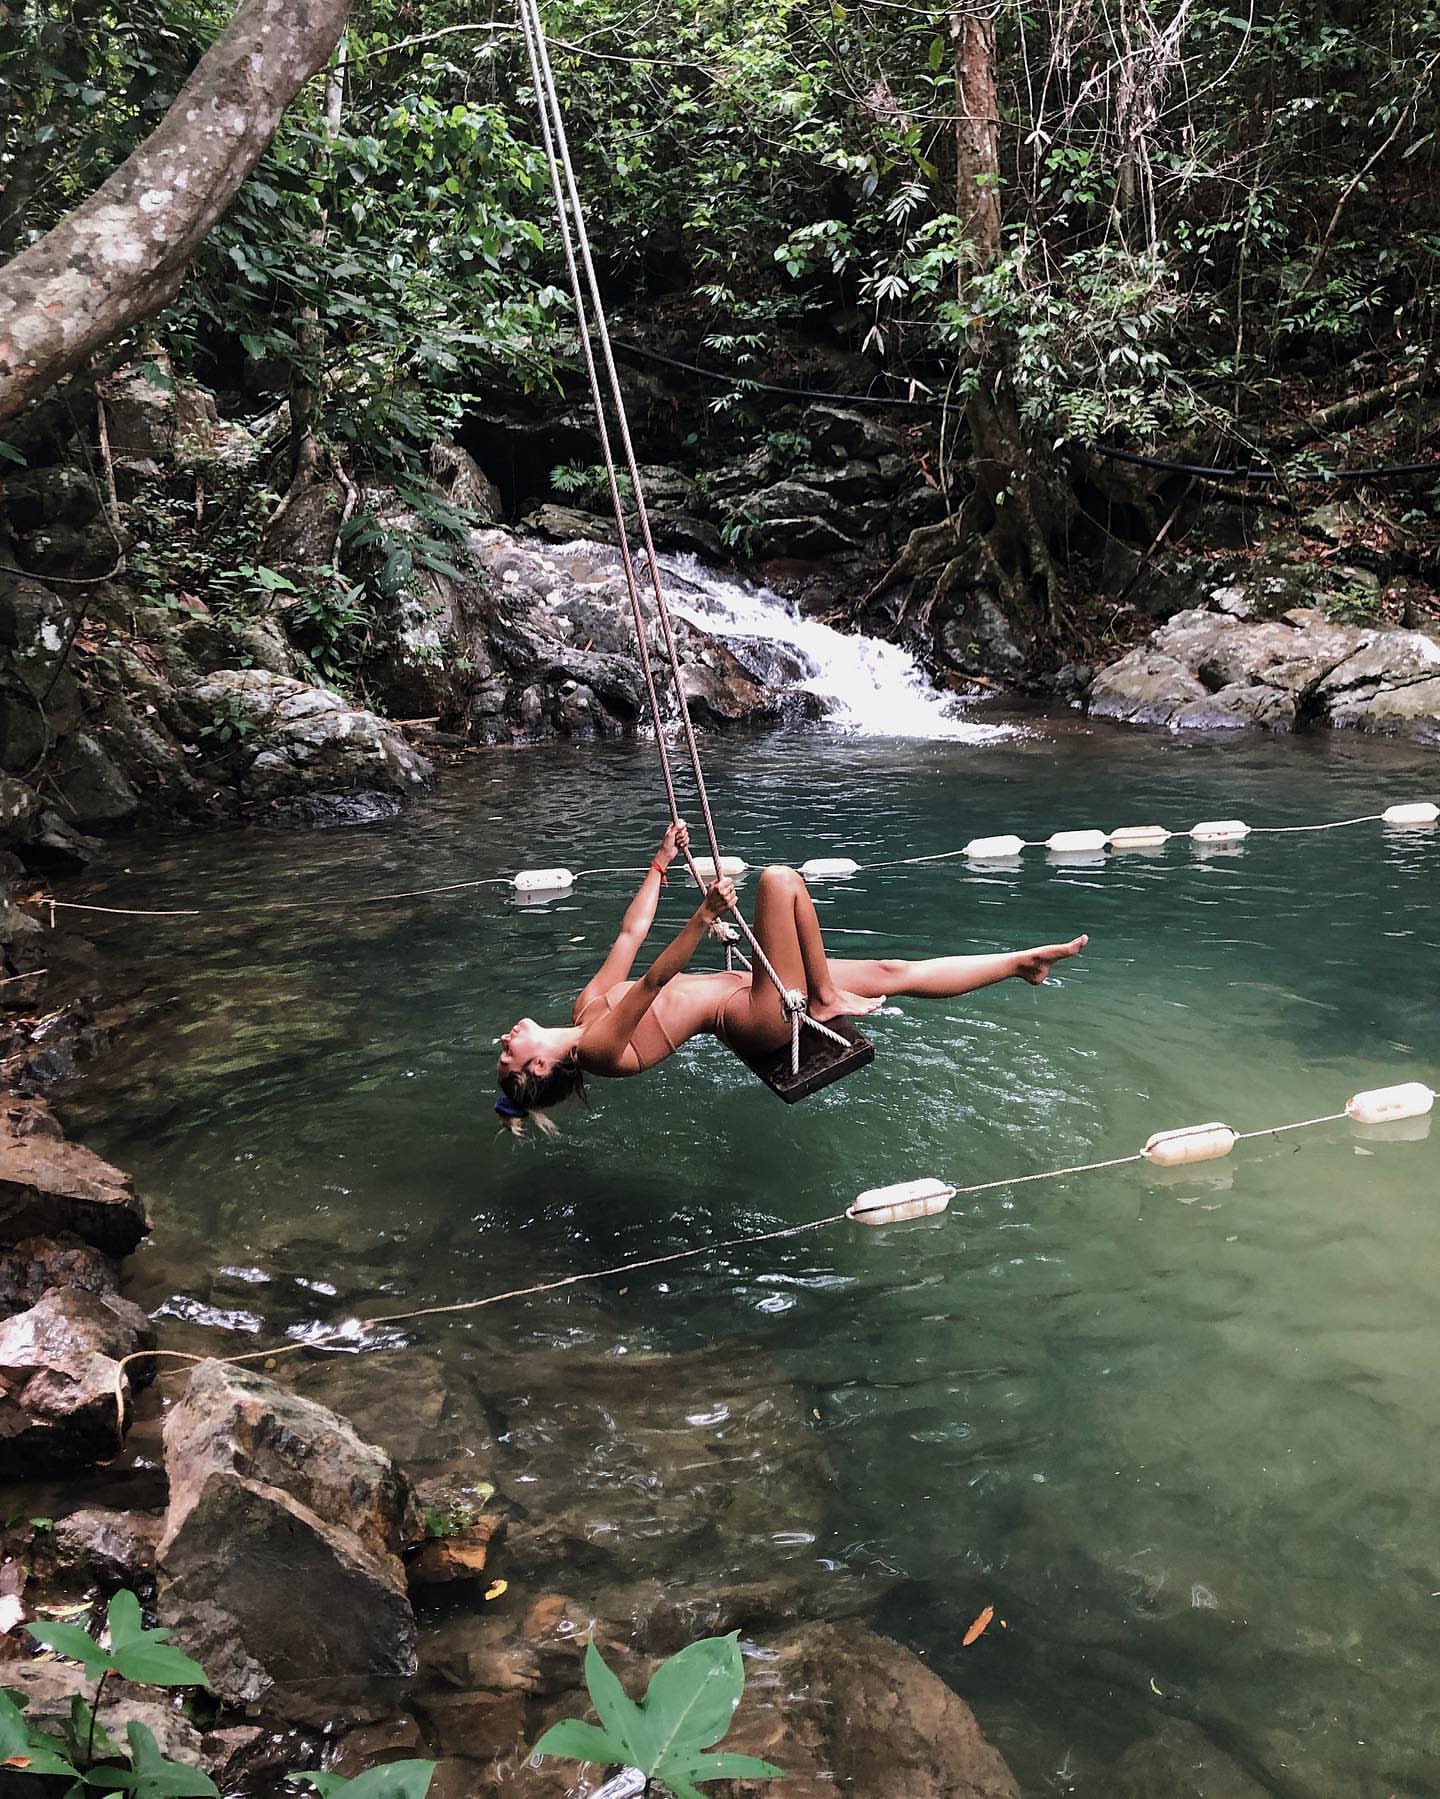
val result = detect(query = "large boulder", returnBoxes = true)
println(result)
[0,1097,149,1255]
[1088,603,1440,740]
[158,1360,424,1720]
[184,670,432,809]
[1095,1716,1270,1798]
[0,1286,156,1471]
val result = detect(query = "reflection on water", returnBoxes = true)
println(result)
[59,720,1440,1795]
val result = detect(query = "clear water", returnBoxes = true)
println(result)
[57,720,1440,1796]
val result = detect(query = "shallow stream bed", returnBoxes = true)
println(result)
[59,717,1440,1796]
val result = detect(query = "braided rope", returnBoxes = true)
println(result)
[518,0,842,1062]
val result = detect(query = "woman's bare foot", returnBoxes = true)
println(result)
[1014,934,1088,985]
[811,987,887,1021]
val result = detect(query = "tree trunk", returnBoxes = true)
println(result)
[0,0,353,423]
[951,5,1069,624]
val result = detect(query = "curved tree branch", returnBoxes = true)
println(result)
[0,0,353,423]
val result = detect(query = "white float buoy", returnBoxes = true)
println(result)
[1345,1082,1435,1125]
[691,856,748,883]
[964,834,1027,859]
[1189,819,1251,843]
[1046,829,1108,853]
[1141,1122,1238,1167]
[1381,801,1439,826]
[801,857,862,879]
[511,868,575,895]
[848,1177,955,1227]
[1109,825,1170,849]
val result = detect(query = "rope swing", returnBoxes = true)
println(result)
[516,0,870,1099]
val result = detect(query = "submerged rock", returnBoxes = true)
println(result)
[0,1096,149,1255]
[1096,1716,1270,1798]
[0,1285,156,1471]
[158,1360,423,1719]
[715,1621,1019,1799]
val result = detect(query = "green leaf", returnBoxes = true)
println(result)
[642,1633,745,1758]
[123,1721,219,1797]
[674,1749,785,1782]
[106,1590,144,1651]
[530,1718,630,1767]
[110,1639,210,1688]
[26,1620,118,1679]
[290,1763,436,1798]
[583,1641,654,1770]
[0,440,28,466]
[16,1733,84,1779]
[0,1689,29,1759]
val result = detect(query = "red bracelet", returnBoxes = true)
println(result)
[650,857,669,885]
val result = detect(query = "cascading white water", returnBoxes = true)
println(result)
[654,550,1012,740]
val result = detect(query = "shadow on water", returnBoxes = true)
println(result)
[52,719,1440,1796]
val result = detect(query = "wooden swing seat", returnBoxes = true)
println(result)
[738,1016,875,1104]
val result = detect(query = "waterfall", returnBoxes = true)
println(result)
[655,550,1013,742]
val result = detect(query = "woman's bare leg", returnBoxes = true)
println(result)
[723,867,881,1055]
[829,935,1087,1001]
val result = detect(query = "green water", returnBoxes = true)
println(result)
[59,720,1440,1795]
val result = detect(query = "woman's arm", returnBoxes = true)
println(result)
[573,822,689,1019]
[578,880,735,1067]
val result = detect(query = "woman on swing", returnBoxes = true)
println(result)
[496,821,1087,1132]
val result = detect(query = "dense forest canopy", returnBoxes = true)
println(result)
[2,0,1438,652]
[5,0,1437,453]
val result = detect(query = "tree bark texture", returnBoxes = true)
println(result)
[951,8,1001,268]
[0,0,353,423]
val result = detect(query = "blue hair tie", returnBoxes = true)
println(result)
[494,1093,528,1120]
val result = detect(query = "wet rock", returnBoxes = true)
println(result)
[48,1505,162,1589]
[186,669,432,805]
[1096,1716,1270,1798]
[47,732,142,828]
[328,1714,428,1778]
[0,1233,118,1318]
[1,1657,208,1772]
[1088,651,1209,726]
[158,1360,423,1719]
[716,1621,1019,1799]
[1315,627,1440,741]
[0,1286,156,1471]
[1091,604,1440,740]
[0,1096,149,1254]
[801,403,903,461]
[938,590,1028,680]
[740,481,861,558]
[408,1515,504,1586]
[287,1348,502,1484]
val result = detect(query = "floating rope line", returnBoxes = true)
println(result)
[108,1082,1432,1431]
[34,799,1437,926]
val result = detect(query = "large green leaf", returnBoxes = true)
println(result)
[110,1639,210,1689]
[641,1632,745,1758]
[291,1761,437,1798]
[530,1718,630,1767]
[26,1620,118,1680]
[583,1641,655,1770]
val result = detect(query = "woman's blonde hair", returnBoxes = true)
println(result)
[496,1054,587,1138]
